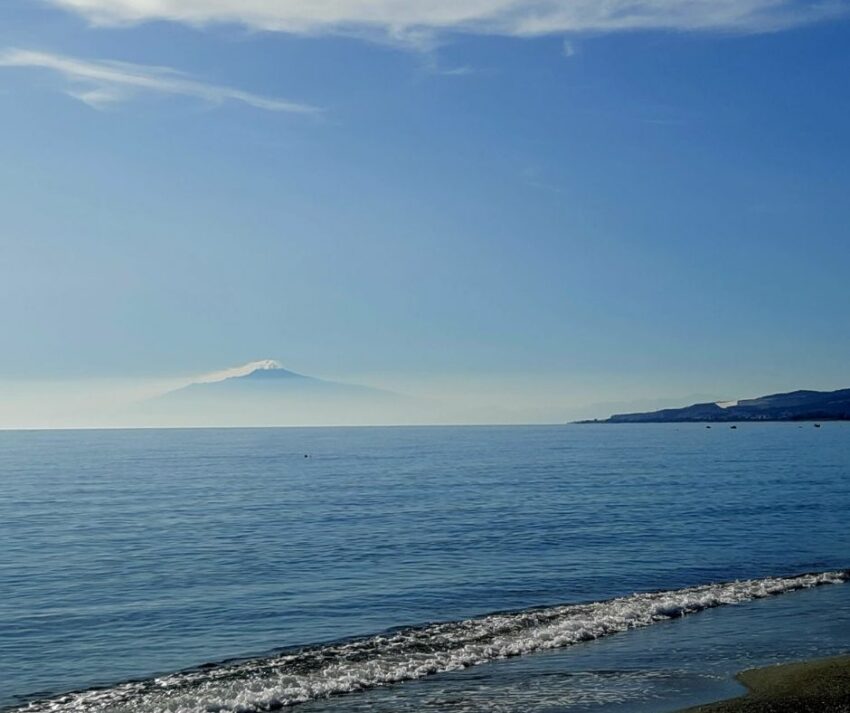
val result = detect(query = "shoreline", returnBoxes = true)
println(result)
[573,418,850,424]
[682,654,850,712]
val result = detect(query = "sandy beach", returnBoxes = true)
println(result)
[684,654,850,712]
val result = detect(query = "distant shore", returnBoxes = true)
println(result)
[682,654,850,712]
[573,418,849,423]
[573,387,850,423]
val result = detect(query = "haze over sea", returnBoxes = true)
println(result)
[2,423,849,712]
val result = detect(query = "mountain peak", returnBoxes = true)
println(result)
[249,359,283,371]
[193,359,290,385]
[143,360,421,427]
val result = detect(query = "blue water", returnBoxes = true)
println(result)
[1,423,849,711]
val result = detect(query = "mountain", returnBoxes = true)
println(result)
[164,362,390,400]
[580,388,850,423]
[131,361,428,427]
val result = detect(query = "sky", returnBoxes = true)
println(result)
[1,0,849,427]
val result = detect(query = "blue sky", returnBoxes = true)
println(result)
[1,1,849,425]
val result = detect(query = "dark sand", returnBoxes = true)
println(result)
[684,654,850,712]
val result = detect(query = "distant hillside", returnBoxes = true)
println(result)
[580,388,850,423]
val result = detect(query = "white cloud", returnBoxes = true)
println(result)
[192,359,284,384]
[562,39,577,57]
[437,65,478,76]
[0,49,320,112]
[47,0,847,41]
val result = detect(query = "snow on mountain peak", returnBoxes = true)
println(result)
[192,359,284,385]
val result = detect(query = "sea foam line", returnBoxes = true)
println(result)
[14,570,848,713]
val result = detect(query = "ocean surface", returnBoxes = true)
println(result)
[1,423,849,712]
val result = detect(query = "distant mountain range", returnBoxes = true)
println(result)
[578,388,850,423]
[131,360,428,427]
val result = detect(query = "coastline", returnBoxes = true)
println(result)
[682,654,850,712]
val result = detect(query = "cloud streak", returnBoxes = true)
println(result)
[47,0,847,41]
[0,49,320,112]
[192,359,284,385]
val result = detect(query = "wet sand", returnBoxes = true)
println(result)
[684,654,850,712]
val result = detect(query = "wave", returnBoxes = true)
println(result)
[14,570,848,713]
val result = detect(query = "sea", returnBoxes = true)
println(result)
[1,423,849,712]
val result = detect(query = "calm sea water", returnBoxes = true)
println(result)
[1,424,849,712]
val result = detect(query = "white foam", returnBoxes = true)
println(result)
[16,570,848,713]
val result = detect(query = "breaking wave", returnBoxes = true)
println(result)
[13,570,848,713]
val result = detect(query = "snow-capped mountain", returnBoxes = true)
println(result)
[135,360,425,427]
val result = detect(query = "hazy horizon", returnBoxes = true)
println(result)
[2,356,848,429]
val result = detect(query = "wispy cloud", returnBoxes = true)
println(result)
[521,165,566,195]
[192,359,284,385]
[436,65,478,76]
[47,0,848,43]
[0,49,321,113]
[418,54,481,77]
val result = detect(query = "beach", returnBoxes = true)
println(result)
[685,655,850,712]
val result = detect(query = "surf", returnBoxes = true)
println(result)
[12,570,848,713]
